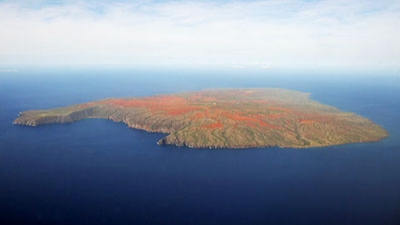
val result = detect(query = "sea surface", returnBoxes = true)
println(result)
[1,69,400,225]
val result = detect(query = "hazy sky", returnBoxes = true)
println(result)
[0,0,399,71]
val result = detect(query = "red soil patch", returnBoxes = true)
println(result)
[190,112,206,120]
[166,106,199,116]
[98,95,323,130]
[101,96,203,116]
[268,114,285,119]
[300,120,315,125]
[202,121,223,129]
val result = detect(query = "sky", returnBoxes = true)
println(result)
[0,0,399,72]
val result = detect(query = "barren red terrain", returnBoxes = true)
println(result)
[14,88,388,148]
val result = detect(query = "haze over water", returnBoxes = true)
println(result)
[1,0,399,223]
[1,69,400,225]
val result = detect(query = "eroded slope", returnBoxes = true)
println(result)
[14,88,389,148]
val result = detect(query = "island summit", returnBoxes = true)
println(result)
[14,88,388,149]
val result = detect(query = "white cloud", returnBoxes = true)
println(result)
[0,0,399,71]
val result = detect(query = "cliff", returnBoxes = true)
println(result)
[14,88,389,149]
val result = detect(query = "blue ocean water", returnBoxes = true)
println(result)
[1,69,400,225]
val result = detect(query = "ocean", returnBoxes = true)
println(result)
[1,69,400,225]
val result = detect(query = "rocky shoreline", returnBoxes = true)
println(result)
[14,88,389,149]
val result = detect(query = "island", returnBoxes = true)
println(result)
[13,88,388,149]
